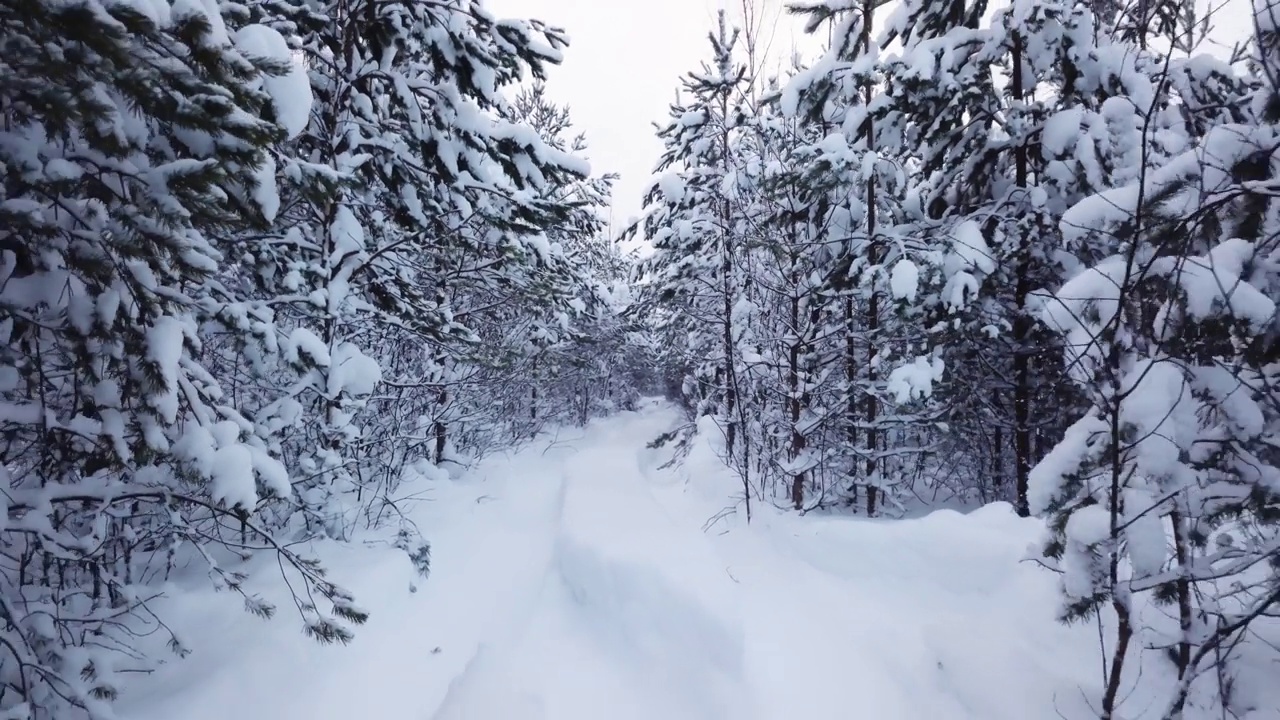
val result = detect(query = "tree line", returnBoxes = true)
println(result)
[631,0,1280,716]
[0,0,654,715]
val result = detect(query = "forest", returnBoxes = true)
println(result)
[1,0,1279,717]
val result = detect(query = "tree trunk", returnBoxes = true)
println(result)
[1011,31,1033,518]
[845,295,858,510]
[718,12,737,458]
[1171,509,1193,677]
[863,188,879,518]
[861,0,879,517]
[789,269,805,510]
[1103,361,1133,719]
[434,384,448,464]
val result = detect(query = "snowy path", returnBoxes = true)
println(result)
[431,407,753,720]
[121,400,1113,720]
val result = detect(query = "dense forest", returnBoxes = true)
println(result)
[2,0,1278,717]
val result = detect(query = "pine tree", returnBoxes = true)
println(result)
[0,1,367,715]
[230,0,594,526]
[463,81,633,437]
[1030,2,1276,715]
[782,0,948,513]
[633,11,750,456]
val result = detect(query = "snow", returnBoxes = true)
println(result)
[172,423,218,476]
[116,401,1275,720]
[234,25,313,139]
[890,258,920,302]
[951,220,996,276]
[105,0,171,27]
[250,446,293,500]
[941,221,996,311]
[1060,148,1201,245]
[249,151,279,221]
[328,342,382,398]
[1041,107,1084,158]
[285,327,330,366]
[1170,238,1275,328]
[146,316,186,423]
[1123,489,1169,578]
[1040,254,1131,384]
[1118,358,1194,483]
[1061,504,1112,601]
[210,442,257,509]
[326,206,367,314]
[1027,413,1108,515]
[885,354,944,404]
[657,172,686,203]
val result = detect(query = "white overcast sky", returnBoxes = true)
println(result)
[485,0,1253,241]
[485,0,808,238]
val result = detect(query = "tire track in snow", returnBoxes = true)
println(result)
[430,406,753,720]
[421,460,571,719]
[551,444,751,719]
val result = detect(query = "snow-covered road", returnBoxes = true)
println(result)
[119,400,1150,720]
[432,405,752,720]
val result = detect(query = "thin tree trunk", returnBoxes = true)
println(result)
[860,0,879,517]
[789,268,805,510]
[717,11,737,458]
[530,356,538,433]
[845,295,858,511]
[992,406,1004,489]
[434,357,448,464]
[1102,186,1138,720]
[1171,509,1192,677]
[1011,31,1033,518]
[1103,393,1133,718]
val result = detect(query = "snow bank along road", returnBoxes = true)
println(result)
[120,400,1110,720]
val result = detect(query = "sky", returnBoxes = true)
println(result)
[484,0,807,240]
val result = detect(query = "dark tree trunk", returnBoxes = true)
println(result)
[860,0,879,517]
[1011,31,1032,518]
[789,268,805,510]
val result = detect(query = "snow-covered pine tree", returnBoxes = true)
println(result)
[720,76,853,510]
[0,1,364,716]
[633,11,750,457]
[477,81,638,437]
[871,0,1044,512]
[231,0,594,530]
[780,0,945,514]
[1030,2,1276,715]
[798,0,1129,513]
